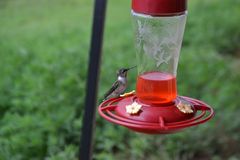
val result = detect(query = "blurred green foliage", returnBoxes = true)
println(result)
[0,0,239,159]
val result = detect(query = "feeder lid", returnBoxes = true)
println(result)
[132,0,187,16]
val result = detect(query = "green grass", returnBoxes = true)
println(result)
[0,0,240,159]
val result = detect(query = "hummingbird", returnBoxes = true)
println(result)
[103,66,136,100]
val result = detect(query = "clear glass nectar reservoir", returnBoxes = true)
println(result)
[132,11,187,104]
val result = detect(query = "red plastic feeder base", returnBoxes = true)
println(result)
[98,95,214,134]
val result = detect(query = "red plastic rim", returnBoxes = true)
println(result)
[98,95,214,134]
[132,0,187,16]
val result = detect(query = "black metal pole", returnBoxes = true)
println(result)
[79,0,107,160]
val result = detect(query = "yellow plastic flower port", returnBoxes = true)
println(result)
[176,101,193,114]
[126,102,142,115]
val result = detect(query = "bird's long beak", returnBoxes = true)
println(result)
[126,65,137,71]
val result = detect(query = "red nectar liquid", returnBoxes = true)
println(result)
[136,72,177,104]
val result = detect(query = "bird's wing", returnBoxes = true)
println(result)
[104,80,119,99]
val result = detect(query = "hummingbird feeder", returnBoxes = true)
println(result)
[98,0,214,134]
